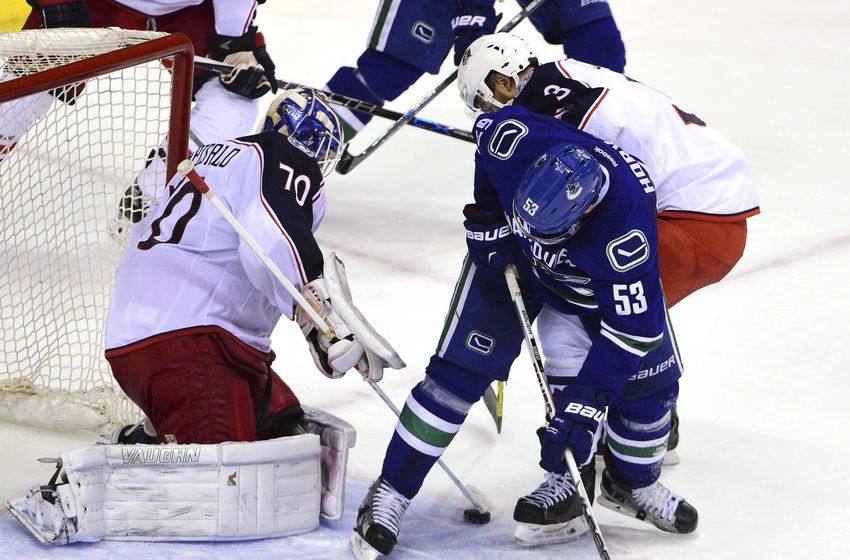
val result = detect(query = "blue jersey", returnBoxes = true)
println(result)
[473,105,664,398]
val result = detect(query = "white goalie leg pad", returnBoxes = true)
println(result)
[7,435,322,544]
[322,252,406,381]
[300,406,357,520]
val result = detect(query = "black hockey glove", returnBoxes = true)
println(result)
[463,204,524,282]
[538,384,607,472]
[27,0,91,28]
[451,2,501,65]
[205,27,278,99]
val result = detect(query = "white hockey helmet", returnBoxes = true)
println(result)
[456,32,538,117]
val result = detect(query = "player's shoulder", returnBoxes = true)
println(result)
[237,131,322,181]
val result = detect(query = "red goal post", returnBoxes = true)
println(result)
[0,28,193,430]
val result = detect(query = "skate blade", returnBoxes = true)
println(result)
[5,498,61,545]
[514,517,589,547]
[350,530,383,560]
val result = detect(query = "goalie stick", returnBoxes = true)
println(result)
[504,264,612,560]
[335,0,549,175]
[193,57,474,144]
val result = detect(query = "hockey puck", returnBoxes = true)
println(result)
[463,508,491,524]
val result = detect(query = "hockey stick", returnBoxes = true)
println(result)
[176,160,330,334]
[503,264,612,560]
[193,57,474,144]
[482,382,504,433]
[367,380,492,523]
[336,0,548,174]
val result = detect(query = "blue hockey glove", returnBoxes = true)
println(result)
[205,27,278,99]
[451,4,501,65]
[463,204,524,282]
[538,384,607,472]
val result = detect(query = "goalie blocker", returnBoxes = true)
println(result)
[6,406,355,545]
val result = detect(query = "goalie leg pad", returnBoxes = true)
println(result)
[7,435,322,544]
[300,406,357,520]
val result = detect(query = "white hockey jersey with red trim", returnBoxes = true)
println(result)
[105,132,326,353]
[515,59,759,220]
[114,0,257,36]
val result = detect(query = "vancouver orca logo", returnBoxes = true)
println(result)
[466,331,495,355]
[411,21,436,44]
[606,229,650,272]
[488,119,528,160]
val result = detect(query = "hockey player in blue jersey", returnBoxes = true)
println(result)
[350,106,698,559]
[325,0,626,140]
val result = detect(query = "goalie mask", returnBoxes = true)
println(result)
[264,88,345,176]
[457,32,538,117]
[513,144,608,245]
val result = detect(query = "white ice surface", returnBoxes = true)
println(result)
[2,0,849,558]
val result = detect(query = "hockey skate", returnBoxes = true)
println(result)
[108,417,157,444]
[350,477,410,559]
[513,471,589,546]
[598,469,698,533]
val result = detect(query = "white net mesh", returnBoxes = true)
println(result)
[0,28,181,430]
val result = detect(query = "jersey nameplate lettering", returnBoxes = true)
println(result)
[192,143,241,168]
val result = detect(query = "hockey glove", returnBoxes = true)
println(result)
[205,27,278,99]
[297,277,365,379]
[463,204,524,283]
[28,0,91,28]
[451,3,501,65]
[538,384,607,472]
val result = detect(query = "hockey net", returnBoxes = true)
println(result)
[0,28,192,430]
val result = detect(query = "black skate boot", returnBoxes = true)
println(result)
[350,477,411,559]
[513,471,589,546]
[598,469,698,533]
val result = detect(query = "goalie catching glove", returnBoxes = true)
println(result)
[297,253,405,382]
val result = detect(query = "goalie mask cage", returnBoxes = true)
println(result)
[0,28,192,430]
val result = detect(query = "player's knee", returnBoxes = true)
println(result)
[425,355,495,405]
[562,17,626,73]
[328,49,422,104]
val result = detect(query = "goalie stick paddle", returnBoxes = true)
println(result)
[503,264,612,560]
[335,0,549,174]
[193,57,475,144]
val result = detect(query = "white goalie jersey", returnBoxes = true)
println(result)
[515,58,760,220]
[105,132,327,353]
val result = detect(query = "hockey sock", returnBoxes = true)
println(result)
[325,49,422,139]
[380,370,485,500]
[604,383,678,488]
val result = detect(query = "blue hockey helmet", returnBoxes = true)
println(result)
[263,88,345,176]
[513,144,606,245]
